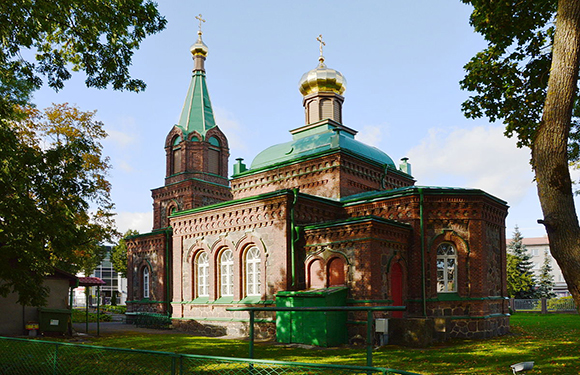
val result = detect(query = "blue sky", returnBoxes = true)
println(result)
[31,1,575,240]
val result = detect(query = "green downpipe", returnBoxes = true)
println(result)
[290,189,299,288]
[419,187,427,317]
[165,229,172,316]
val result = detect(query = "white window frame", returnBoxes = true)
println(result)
[436,243,457,293]
[220,249,234,297]
[245,246,261,296]
[143,267,150,299]
[196,252,209,297]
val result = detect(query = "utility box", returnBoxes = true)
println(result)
[275,287,348,347]
[38,308,72,334]
[375,318,389,345]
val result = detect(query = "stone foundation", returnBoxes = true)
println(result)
[443,316,510,339]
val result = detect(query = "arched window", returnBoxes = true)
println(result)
[436,243,457,292]
[219,249,234,297]
[309,259,325,289]
[142,267,150,299]
[208,136,221,175]
[195,252,209,297]
[245,247,261,296]
[327,257,346,286]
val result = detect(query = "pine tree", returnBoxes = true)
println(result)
[537,250,557,299]
[506,226,538,299]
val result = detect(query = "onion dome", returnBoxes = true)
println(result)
[190,31,208,57]
[299,57,346,96]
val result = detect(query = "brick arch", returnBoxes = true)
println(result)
[164,126,185,148]
[209,237,236,257]
[185,240,211,263]
[186,131,202,142]
[205,126,229,149]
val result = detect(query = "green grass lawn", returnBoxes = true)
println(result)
[70,313,579,375]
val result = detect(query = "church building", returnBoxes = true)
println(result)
[126,27,510,342]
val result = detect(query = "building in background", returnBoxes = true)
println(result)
[73,246,127,307]
[521,237,570,297]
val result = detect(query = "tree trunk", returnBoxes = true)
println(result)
[532,0,580,311]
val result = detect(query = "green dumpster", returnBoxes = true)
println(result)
[276,286,348,347]
[38,308,72,334]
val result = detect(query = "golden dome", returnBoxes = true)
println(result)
[190,31,208,57]
[299,57,347,96]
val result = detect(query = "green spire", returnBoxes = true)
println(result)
[177,26,216,136]
[177,69,216,136]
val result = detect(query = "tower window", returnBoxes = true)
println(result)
[172,148,182,174]
[208,136,221,175]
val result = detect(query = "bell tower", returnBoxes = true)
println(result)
[151,17,232,230]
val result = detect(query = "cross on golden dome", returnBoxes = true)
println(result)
[196,14,206,34]
[316,34,325,62]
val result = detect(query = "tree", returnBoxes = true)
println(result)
[0,0,166,119]
[537,250,557,298]
[0,1,164,306]
[460,0,580,310]
[506,227,537,299]
[0,104,117,306]
[111,229,139,278]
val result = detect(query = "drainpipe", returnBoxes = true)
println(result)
[290,189,299,288]
[419,187,427,317]
[165,228,172,316]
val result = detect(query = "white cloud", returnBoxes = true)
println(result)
[116,160,134,173]
[106,129,135,148]
[115,211,153,234]
[356,125,385,147]
[214,107,247,153]
[406,126,534,205]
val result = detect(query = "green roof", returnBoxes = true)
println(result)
[250,122,396,170]
[177,70,216,136]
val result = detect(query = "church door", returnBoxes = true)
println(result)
[390,262,404,318]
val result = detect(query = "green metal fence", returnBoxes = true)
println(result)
[0,337,421,375]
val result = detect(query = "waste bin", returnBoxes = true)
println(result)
[38,308,72,334]
[276,286,347,347]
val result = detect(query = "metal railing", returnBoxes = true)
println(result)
[511,297,577,313]
[0,336,420,375]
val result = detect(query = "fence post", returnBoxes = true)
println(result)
[509,298,515,313]
[366,310,373,367]
[52,343,58,375]
[541,298,548,314]
[249,310,255,359]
